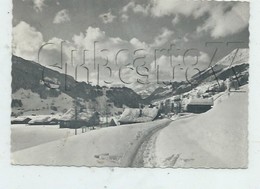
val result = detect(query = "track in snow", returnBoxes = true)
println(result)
[129,120,172,167]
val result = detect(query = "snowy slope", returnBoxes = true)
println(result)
[149,48,249,103]
[12,119,171,166]
[12,55,144,116]
[154,85,248,168]
[194,48,249,82]
[11,125,75,152]
[217,48,249,67]
[12,89,74,116]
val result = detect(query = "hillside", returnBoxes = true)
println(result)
[11,48,249,116]
[11,55,144,116]
[192,48,249,83]
[143,48,249,103]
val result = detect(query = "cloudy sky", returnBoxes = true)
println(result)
[12,0,249,89]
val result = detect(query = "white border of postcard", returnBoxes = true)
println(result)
[1,0,260,189]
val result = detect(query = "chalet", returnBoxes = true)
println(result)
[28,115,60,125]
[109,118,119,126]
[59,108,100,129]
[118,107,159,125]
[184,98,214,113]
[11,116,32,124]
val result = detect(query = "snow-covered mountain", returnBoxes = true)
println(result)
[11,48,249,116]
[134,82,171,99]
[216,48,249,67]
[142,48,249,103]
[192,48,249,82]
[11,55,144,116]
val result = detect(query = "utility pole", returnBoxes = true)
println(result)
[74,98,78,135]
[103,88,108,127]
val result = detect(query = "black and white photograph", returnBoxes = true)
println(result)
[10,0,250,168]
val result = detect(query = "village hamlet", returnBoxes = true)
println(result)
[10,0,249,168]
[11,76,243,126]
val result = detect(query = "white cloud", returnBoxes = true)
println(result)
[33,0,46,12]
[150,28,174,47]
[133,4,150,16]
[150,0,209,18]
[40,37,76,67]
[12,19,212,85]
[53,9,71,24]
[121,14,129,22]
[150,55,183,82]
[12,23,154,85]
[150,0,249,38]
[21,0,46,12]
[151,51,210,81]
[172,15,180,25]
[197,3,250,38]
[122,2,134,13]
[72,27,131,65]
[72,27,107,49]
[99,11,117,24]
[121,0,209,19]
[113,66,137,84]
[130,38,149,50]
[199,51,210,65]
[121,1,150,16]
[12,22,74,67]
[71,26,170,85]
[12,21,44,61]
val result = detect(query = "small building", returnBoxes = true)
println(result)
[11,116,32,124]
[164,99,172,114]
[173,101,182,114]
[109,118,119,126]
[59,120,89,129]
[59,109,100,129]
[184,98,214,113]
[173,95,181,101]
[99,116,120,127]
[28,115,60,125]
[118,107,159,125]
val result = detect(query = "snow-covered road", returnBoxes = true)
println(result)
[130,115,197,168]
[129,120,172,167]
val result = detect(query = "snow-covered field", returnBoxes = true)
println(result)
[11,125,76,152]
[11,119,171,166]
[11,85,248,167]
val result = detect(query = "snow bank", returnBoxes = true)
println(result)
[11,125,75,152]
[12,119,170,166]
[154,85,248,168]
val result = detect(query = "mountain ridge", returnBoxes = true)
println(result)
[11,55,144,116]
[11,48,249,116]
